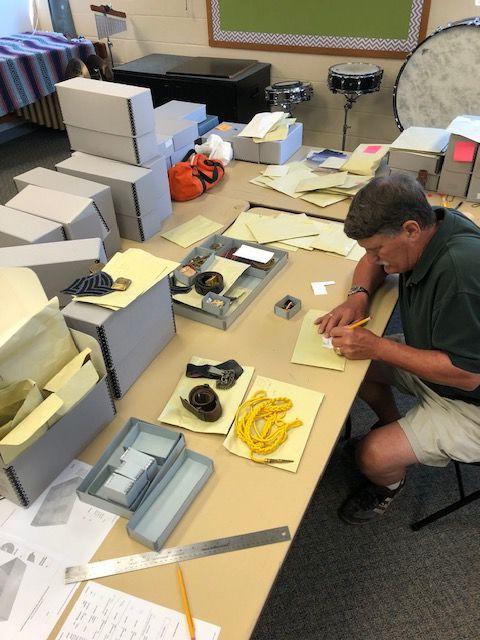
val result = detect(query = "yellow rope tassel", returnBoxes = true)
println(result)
[234,390,303,464]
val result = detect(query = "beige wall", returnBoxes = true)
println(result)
[41,1,478,150]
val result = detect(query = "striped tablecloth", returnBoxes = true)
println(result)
[0,31,95,116]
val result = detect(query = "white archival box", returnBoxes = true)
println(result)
[56,152,163,218]
[6,185,108,243]
[0,238,107,307]
[13,167,121,257]
[55,77,155,137]
[0,205,65,247]
[65,124,158,166]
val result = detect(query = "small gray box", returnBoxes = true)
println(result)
[127,448,214,550]
[388,167,440,191]
[0,205,65,247]
[77,418,185,519]
[259,123,304,165]
[0,238,106,307]
[66,125,158,166]
[62,275,176,398]
[443,134,478,174]
[232,134,260,163]
[14,167,121,258]
[116,193,172,242]
[437,168,471,197]
[202,292,231,316]
[201,122,244,144]
[466,174,480,202]
[388,149,443,175]
[154,100,206,123]
[154,114,199,151]
[274,295,301,319]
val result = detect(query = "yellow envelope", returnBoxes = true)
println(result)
[249,176,275,188]
[295,172,348,192]
[224,210,271,242]
[263,165,289,178]
[291,309,346,371]
[0,297,79,389]
[158,356,255,434]
[310,223,356,256]
[0,268,48,337]
[340,143,390,176]
[160,215,224,248]
[44,349,99,418]
[253,124,289,143]
[246,216,319,244]
[345,243,366,261]
[0,394,63,465]
[0,379,43,440]
[300,192,348,207]
[223,375,324,473]
[172,256,249,309]
[267,170,313,198]
[74,249,179,310]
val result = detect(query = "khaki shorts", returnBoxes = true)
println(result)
[388,336,480,467]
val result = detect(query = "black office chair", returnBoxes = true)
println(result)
[411,461,480,530]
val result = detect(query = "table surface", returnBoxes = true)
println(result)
[214,147,453,222]
[48,191,398,640]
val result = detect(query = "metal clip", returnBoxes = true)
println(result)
[110,277,132,291]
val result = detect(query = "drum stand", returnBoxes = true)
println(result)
[341,93,360,151]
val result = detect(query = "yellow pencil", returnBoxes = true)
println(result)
[176,563,196,639]
[348,316,371,329]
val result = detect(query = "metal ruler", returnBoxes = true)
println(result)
[65,526,291,584]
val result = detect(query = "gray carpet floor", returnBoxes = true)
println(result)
[2,127,479,640]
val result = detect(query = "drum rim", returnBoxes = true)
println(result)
[270,80,303,90]
[393,17,480,131]
[329,62,382,76]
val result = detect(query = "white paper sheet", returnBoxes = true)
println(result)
[238,112,285,139]
[55,582,221,640]
[0,532,78,640]
[233,244,274,263]
[0,460,117,566]
[311,281,335,295]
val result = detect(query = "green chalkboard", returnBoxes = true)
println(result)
[207,0,431,59]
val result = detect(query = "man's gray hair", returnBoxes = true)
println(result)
[344,173,436,240]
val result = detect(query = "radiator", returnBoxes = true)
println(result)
[17,92,65,130]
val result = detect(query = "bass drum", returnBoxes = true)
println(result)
[394,17,480,130]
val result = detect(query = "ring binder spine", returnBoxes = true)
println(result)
[133,138,140,165]
[136,216,146,242]
[132,184,141,217]
[127,99,137,137]
[92,202,110,232]
[61,227,68,241]
[5,466,29,506]
[96,325,122,399]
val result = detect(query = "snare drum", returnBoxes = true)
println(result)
[328,63,383,95]
[394,17,480,130]
[265,80,313,107]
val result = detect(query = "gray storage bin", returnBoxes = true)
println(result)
[202,292,231,316]
[274,295,302,319]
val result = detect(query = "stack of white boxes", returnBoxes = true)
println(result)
[55,77,172,241]
[438,134,479,198]
[154,100,205,167]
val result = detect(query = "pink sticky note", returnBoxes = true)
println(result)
[453,141,476,163]
[364,145,382,154]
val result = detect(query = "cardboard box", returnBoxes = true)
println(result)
[55,77,155,137]
[117,194,172,242]
[6,185,108,243]
[77,418,185,519]
[154,113,198,151]
[154,100,206,123]
[437,168,471,197]
[198,114,220,137]
[0,330,115,506]
[13,167,121,257]
[0,238,107,307]
[388,149,443,175]
[0,205,65,247]
[56,152,162,218]
[443,134,478,174]
[62,274,176,398]
[259,122,303,165]
[388,167,440,191]
[65,125,158,166]
[466,174,480,202]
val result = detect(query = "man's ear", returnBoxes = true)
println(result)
[402,220,422,239]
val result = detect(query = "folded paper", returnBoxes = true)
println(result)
[341,143,389,176]
[0,379,43,440]
[223,375,324,473]
[44,349,99,417]
[160,215,224,248]
[246,216,319,244]
[291,309,346,371]
[158,356,254,434]
[238,112,286,139]
[294,172,348,192]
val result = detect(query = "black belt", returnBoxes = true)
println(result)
[181,384,222,422]
[194,271,224,295]
[186,359,244,390]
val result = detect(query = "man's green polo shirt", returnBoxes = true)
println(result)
[399,207,480,405]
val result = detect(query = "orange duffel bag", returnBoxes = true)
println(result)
[168,151,225,202]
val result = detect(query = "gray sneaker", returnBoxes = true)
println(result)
[339,477,406,525]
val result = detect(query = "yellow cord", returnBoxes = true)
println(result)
[234,390,302,464]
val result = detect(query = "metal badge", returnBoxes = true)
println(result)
[110,277,132,291]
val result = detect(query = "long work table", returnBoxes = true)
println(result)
[48,188,398,639]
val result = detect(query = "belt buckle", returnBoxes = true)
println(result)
[216,370,235,390]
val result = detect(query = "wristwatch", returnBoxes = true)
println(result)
[347,285,370,297]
